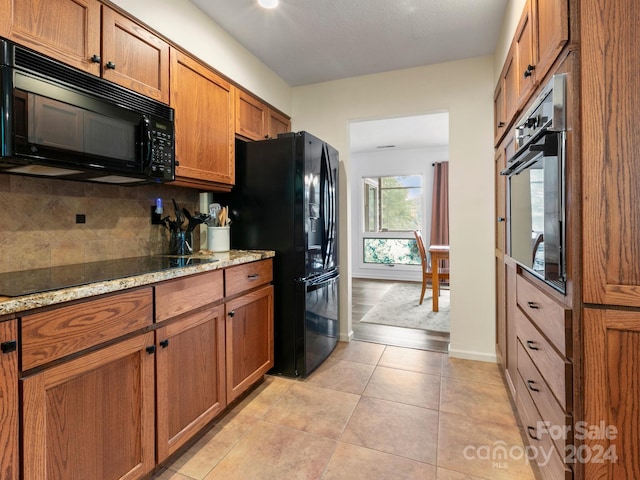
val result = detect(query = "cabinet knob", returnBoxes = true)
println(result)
[228,310,235,318]
[497,217,505,223]
[497,121,505,128]
[1,340,16,354]
[526,340,539,351]
[160,339,170,348]
[106,61,116,70]
[146,345,156,354]
[523,64,535,78]
[527,426,540,440]
[90,54,101,63]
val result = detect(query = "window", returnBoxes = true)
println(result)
[362,175,423,265]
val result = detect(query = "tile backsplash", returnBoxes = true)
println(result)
[0,173,201,273]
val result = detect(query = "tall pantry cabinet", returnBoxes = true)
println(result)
[581,0,640,478]
[496,0,640,477]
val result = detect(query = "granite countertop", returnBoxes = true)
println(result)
[0,250,274,317]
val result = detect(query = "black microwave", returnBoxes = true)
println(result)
[502,74,567,293]
[0,38,175,185]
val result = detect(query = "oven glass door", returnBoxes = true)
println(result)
[508,132,565,291]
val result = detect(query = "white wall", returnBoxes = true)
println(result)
[110,0,291,113]
[350,147,449,281]
[291,55,497,362]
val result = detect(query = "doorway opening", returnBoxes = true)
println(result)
[349,113,450,352]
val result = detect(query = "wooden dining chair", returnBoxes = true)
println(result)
[414,230,450,305]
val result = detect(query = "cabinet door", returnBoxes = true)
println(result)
[267,109,290,139]
[502,44,518,134]
[170,49,235,188]
[235,89,267,141]
[535,0,569,83]
[225,285,274,403]
[515,0,536,107]
[493,79,506,146]
[155,306,226,462]
[21,332,155,480]
[0,320,18,480]
[5,0,101,75]
[583,307,639,478]
[581,0,640,305]
[101,6,169,103]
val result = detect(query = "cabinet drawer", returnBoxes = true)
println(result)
[21,288,153,370]
[515,308,572,412]
[517,340,571,455]
[155,270,223,323]
[225,259,273,297]
[516,373,573,480]
[516,275,571,357]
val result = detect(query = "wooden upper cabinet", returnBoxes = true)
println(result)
[5,0,102,75]
[534,0,569,84]
[581,0,640,306]
[170,49,235,189]
[101,7,170,103]
[235,88,267,141]
[235,88,291,141]
[494,44,518,146]
[267,108,290,139]
[515,0,536,108]
[3,0,169,102]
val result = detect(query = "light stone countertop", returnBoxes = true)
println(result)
[0,250,274,317]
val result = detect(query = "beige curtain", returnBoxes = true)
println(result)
[430,161,449,246]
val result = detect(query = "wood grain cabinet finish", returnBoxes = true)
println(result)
[224,259,273,298]
[2,0,101,75]
[2,0,169,103]
[235,88,291,142]
[155,270,223,323]
[0,320,18,480]
[225,284,274,403]
[21,288,153,370]
[100,6,170,103]
[534,0,569,83]
[155,305,226,462]
[170,49,235,190]
[494,44,518,146]
[514,0,536,109]
[21,331,156,480]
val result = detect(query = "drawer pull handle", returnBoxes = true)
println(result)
[526,340,539,351]
[527,426,540,440]
[160,339,170,349]
[527,380,540,392]
[1,340,16,354]
[527,301,539,309]
[247,274,260,280]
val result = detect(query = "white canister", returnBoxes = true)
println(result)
[207,226,230,252]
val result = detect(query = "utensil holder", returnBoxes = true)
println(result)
[169,231,193,256]
[207,226,230,252]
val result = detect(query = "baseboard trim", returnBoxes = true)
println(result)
[340,330,354,342]
[448,346,497,363]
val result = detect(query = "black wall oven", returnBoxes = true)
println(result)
[502,74,567,293]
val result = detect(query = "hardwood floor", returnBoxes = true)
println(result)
[351,278,450,353]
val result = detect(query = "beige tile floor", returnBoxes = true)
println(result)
[152,341,537,480]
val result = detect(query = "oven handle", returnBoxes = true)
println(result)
[501,130,558,176]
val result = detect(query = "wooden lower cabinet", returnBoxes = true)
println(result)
[0,320,18,480]
[225,285,274,403]
[21,331,156,480]
[583,307,640,479]
[155,306,226,462]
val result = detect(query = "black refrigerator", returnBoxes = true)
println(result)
[223,132,339,378]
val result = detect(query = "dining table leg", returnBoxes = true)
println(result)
[432,261,439,312]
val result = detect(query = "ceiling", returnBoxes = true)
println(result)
[189,0,508,87]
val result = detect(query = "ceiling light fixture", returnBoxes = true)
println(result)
[258,0,279,8]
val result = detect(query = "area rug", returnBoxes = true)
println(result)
[360,282,450,332]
